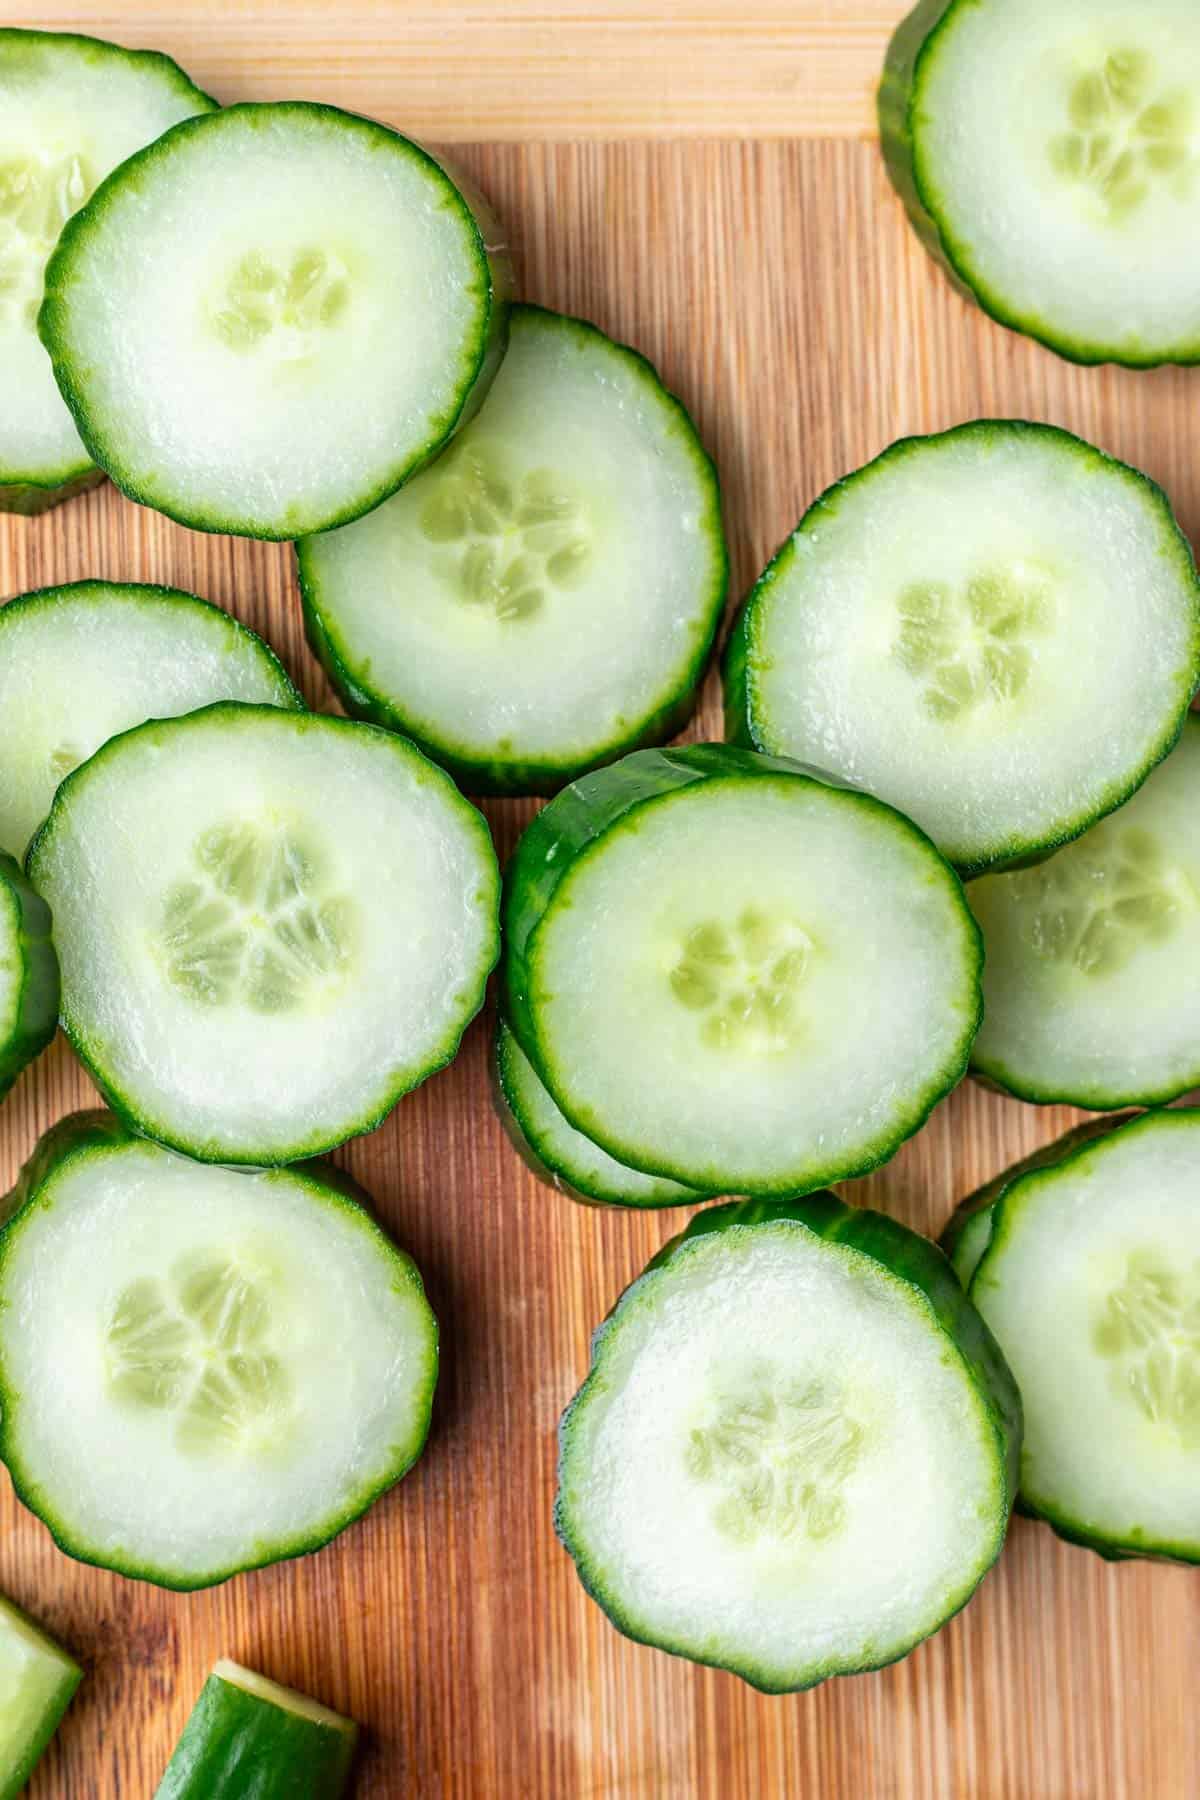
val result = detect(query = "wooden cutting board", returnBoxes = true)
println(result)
[2,10,1198,1798]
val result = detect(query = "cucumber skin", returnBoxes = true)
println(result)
[0,1593,82,1800]
[0,468,105,517]
[0,852,59,1103]
[155,1671,355,1800]
[557,1192,1022,1693]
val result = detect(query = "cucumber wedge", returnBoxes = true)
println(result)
[298,304,726,795]
[0,580,301,858]
[725,422,1200,876]
[0,851,58,1104]
[40,102,510,539]
[0,28,215,512]
[0,1592,81,1800]
[502,744,981,1197]
[28,704,499,1164]
[557,1193,1020,1691]
[0,1112,438,1589]
[156,1661,356,1799]
[881,0,1200,366]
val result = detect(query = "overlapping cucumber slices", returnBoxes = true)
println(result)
[0,852,58,1105]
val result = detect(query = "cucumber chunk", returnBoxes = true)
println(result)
[881,0,1200,365]
[0,1112,438,1588]
[0,1592,81,1800]
[28,704,499,1164]
[0,580,301,859]
[502,744,981,1196]
[557,1192,1019,1691]
[725,422,1200,875]
[964,1110,1200,1561]
[299,304,726,794]
[0,851,58,1104]
[40,102,510,539]
[156,1661,356,1799]
[0,28,215,511]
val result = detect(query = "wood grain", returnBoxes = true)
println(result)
[2,139,1199,1800]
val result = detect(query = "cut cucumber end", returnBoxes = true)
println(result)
[0,850,59,1104]
[156,1661,357,1799]
[0,1591,81,1800]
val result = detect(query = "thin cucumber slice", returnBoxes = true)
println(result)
[0,851,58,1104]
[156,1661,356,1799]
[0,1592,81,1800]
[298,304,727,795]
[725,422,1200,876]
[966,1109,1200,1562]
[0,580,301,859]
[881,0,1200,366]
[40,102,511,539]
[502,744,981,1196]
[28,704,499,1164]
[0,1112,438,1589]
[0,28,215,510]
[557,1192,1020,1691]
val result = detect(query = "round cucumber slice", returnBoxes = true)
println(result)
[502,744,981,1197]
[156,1661,356,1799]
[0,1592,81,1800]
[298,304,726,795]
[0,851,58,1105]
[881,0,1200,365]
[557,1192,1020,1692]
[0,1112,438,1590]
[40,102,510,539]
[0,28,215,511]
[0,580,301,859]
[725,422,1200,876]
[28,704,499,1164]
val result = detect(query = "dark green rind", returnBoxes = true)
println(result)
[557,1192,1021,1693]
[39,102,511,541]
[0,1111,439,1590]
[155,1667,356,1799]
[0,852,59,1103]
[0,1593,81,1800]
[723,422,1200,878]
[0,467,105,518]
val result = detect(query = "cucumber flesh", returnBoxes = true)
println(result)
[0,851,58,1104]
[0,1592,81,1800]
[156,1660,356,1799]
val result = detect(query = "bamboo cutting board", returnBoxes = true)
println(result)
[2,9,1199,1798]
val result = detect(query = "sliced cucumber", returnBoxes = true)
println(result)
[0,851,58,1104]
[28,704,499,1164]
[0,1591,81,1800]
[40,101,510,539]
[0,580,301,858]
[881,0,1200,365]
[502,744,981,1196]
[725,422,1200,876]
[0,28,215,511]
[156,1661,356,1799]
[965,1109,1200,1562]
[298,304,726,795]
[0,1112,438,1588]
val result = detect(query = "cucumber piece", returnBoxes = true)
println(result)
[881,0,1200,366]
[966,1109,1200,1561]
[298,304,726,795]
[40,101,510,539]
[502,744,981,1196]
[557,1192,1020,1691]
[156,1661,356,1799]
[725,422,1200,876]
[0,580,301,859]
[28,704,499,1164]
[0,1592,81,1800]
[0,28,215,511]
[0,851,58,1104]
[0,1112,438,1589]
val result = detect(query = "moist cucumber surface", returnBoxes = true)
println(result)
[0,1592,81,1800]
[557,1193,1020,1691]
[40,101,510,538]
[0,851,58,1104]
[503,744,981,1196]
[28,703,499,1164]
[0,28,215,510]
[156,1661,356,1799]
[881,0,1200,365]
[299,304,726,794]
[725,422,1200,875]
[0,1112,438,1589]
[0,580,301,858]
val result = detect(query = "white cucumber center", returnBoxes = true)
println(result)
[208,246,351,362]
[1049,49,1195,225]
[0,149,94,336]
[668,909,813,1055]
[1092,1248,1200,1447]
[892,565,1053,724]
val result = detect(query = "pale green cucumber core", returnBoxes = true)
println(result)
[892,565,1052,724]
[0,150,93,330]
[210,247,351,358]
[1049,50,1194,224]
[668,909,813,1055]
[1001,821,1184,980]
[1092,1249,1200,1447]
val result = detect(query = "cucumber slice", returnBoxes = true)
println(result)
[0,580,301,859]
[966,1109,1200,1561]
[881,0,1200,366]
[0,28,215,511]
[0,851,58,1104]
[298,304,726,795]
[0,1112,438,1589]
[502,744,981,1196]
[28,704,499,1164]
[40,102,510,539]
[156,1661,356,1799]
[725,422,1200,876]
[0,1592,81,1800]
[557,1192,1020,1691]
